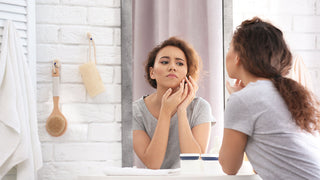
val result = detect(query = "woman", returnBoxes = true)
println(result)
[219,17,320,179]
[133,37,214,169]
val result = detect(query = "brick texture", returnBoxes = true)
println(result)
[32,0,121,179]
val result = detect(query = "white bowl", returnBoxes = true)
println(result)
[180,153,200,160]
[201,153,219,160]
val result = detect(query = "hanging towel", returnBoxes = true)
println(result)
[287,55,314,92]
[0,20,42,179]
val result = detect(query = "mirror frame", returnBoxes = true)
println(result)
[223,0,233,103]
[120,0,233,167]
[121,0,133,167]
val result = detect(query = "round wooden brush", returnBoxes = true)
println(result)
[46,60,67,137]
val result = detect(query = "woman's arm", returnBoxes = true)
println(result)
[178,109,211,153]
[133,108,171,169]
[133,83,187,169]
[219,128,248,175]
[177,76,211,153]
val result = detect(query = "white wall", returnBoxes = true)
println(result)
[36,0,121,179]
[233,0,320,97]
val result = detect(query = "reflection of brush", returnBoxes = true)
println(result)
[46,60,67,137]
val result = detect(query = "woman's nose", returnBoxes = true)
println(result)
[168,63,176,71]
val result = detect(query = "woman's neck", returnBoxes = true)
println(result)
[239,70,270,86]
[151,85,178,105]
[144,86,174,118]
[153,89,166,104]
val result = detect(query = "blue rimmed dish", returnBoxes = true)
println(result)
[180,153,200,160]
[201,154,219,160]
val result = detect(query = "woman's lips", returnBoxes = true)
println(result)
[167,74,178,78]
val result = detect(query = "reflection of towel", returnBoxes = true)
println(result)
[287,55,314,92]
[104,167,180,176]
[0,20,42,179]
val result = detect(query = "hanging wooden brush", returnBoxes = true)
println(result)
[46,59,67,137]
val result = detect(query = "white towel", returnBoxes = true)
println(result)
[104,167,180,176]
[0,20,42,179]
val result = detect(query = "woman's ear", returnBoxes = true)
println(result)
[150,67,155,79]
[235,55,241,65]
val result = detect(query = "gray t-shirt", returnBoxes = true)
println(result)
[133,96,215,169]
[225,80,320,180]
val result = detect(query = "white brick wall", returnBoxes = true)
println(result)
[233,0,320,96]
[38,161,121,180]
[34,0,121,179]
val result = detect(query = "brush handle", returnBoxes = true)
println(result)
[52,67,60,97]
[53,96,60,112]
[52,63,60,109]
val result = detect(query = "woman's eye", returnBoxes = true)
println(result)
[160,61,168,64]
[177,62,184,66]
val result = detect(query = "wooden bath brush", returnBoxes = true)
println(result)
[46,60,67,137]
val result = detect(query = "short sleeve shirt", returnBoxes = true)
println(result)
[133,97,215,169]
[224,80,320,180]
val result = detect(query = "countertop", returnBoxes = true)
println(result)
[78,174,262,180]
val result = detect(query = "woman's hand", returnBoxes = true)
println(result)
[161,79,188,115]
[178,76,198,111]
[226,79,245,95]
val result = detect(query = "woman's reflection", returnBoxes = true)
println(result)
[132,37,215,169]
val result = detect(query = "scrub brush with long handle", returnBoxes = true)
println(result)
[46,60,67,137]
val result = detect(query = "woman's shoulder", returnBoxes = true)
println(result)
[231,80,273,98]
[192,96,206,103]
[189,97,215,123]
[133,97,144,106]
[133,96,148,113]
[191,97,211,108]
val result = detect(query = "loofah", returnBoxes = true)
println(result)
[79,33,105,97]
[79,61,105,97]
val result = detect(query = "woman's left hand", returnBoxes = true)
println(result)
[226,79,245,95]
[178,76,198,111]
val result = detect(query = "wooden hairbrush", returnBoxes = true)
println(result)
[46,60,67,137]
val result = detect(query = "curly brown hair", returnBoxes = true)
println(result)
[144,37,202,88]
[233,17,320,134]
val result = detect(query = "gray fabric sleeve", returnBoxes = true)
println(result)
[132,102,146,131]
[224,94,254,136]
[191,98,215,128]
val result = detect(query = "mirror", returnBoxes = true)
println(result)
[121,0,230,167]
[122,0,320,169]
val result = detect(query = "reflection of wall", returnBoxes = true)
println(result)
[233,0,320,97]
[35,1,121,179]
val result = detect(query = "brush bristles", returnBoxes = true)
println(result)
[46,115,67,136]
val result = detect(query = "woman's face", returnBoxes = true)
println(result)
[150,46,188,89]
[226,41,239,79]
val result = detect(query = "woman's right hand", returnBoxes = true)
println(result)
[226,79,245,94]
[161,80,188,115]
